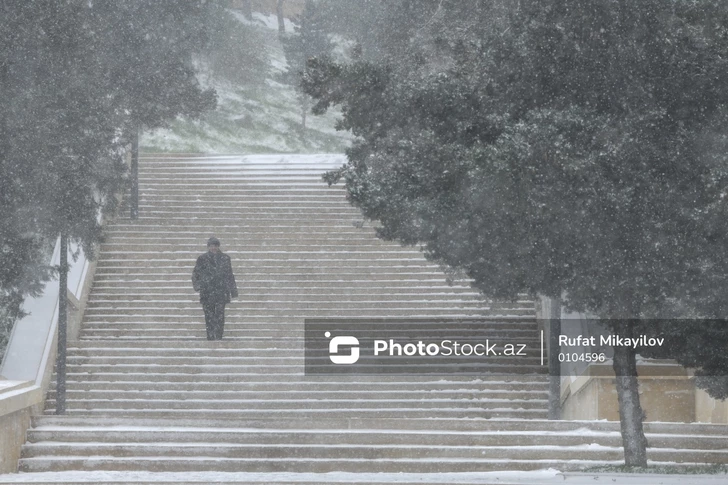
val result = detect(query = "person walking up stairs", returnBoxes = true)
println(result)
[193,237,239,340]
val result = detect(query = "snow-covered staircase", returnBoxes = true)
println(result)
[9,154,728,482]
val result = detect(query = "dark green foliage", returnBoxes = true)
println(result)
[0,1,218,352]
[304,0,728,319]
[641,321,728,399]
[281,0,334,128]
[201,3,269,86]
[303,0,728,462]
[282,0,333,80]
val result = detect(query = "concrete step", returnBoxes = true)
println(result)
[80,314,536,325]
[99,243,416,252]
[91,272,467,283]
[45,388,548,402]
[47,378,548,391]
[56,361,547,375]
[19,442,624,462]
[24,428,615,448]
[42,396,548,412]
[53,373,547,383]
[89,283,479,291]
[66,339,306,348]
[87,289,493,299]
[133,207,364,215]
[63,337,535,348]
[16,456,610,474]
[103,228,379,236]
[77,330,540,348]
[82,299,517,310]
[93,259,447,268]
[12,415,685,433]
[40,408,549,420]
[58,375,549,388]
[78,322,539,333]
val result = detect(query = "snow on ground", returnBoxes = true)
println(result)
[1,470,726,484]
[229,10,298,34]
[142,11,350,155]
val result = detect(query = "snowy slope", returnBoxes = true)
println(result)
[141,12,350,154]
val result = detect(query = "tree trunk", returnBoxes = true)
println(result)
[547,296,561,420]
[277,0,286,34]
[55,233,68,415]
[130,127,139,220]
[612,321,648,467]
[301,94,308,131]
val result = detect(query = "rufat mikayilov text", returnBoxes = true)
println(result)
[559,334,665,349]
[374,339,528,357]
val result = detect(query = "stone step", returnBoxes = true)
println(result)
[56,362,546,375]
[63,344,543,357]
[6,456,634,474]
[77,330,542,341]
[77,328,540,345]
[50,379,544,392]
[43,396,548,412]
[104,225,378,233]
[62,349,543,362]
[91,272,466,282]
[91,264,459,272]
[29,414,723,434]
[19,442,623,462]
[48,386,547,400]
[18,450,726,474]
[99,243,414,252]
[82,299,512,310]
[87,289,491,299]
[136,168,343,174]
[89,283,478,291]
[139,174,341,181]
[47,375,548,388]
[24,428,616,448]
[53,373,546,383]
[80,314,536,325]
[133,207,364,215]
[103,228,378,235]
[40,408,549,420]
[62,337,534,348]
[120,215,370,224]
[93,259,445,268]
[85,296,500,305]
[137,166,341,173]
[98,247,422,255]
[77,318,540,328]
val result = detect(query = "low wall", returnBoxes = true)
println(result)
[560,362,698,423]
[0,236,96,473]
[554,308,727,423]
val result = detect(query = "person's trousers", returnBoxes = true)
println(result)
[203,302,226,340]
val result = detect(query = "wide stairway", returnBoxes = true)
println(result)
[9,154,728,483]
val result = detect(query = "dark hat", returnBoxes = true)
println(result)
[207,237,220,247]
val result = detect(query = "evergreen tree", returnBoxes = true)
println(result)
[304,0,728,466]
[281,0,333,130]
[0,1,218,356]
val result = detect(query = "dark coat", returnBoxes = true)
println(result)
[192,251,238,304]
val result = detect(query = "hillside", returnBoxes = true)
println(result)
[141,11,350,154]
